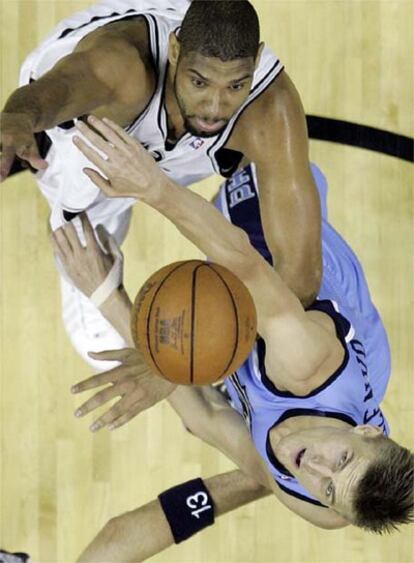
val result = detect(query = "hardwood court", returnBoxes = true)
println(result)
[0,1,413,561]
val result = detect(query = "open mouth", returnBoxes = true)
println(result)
[194,118,225,133]
[295,449,306,468]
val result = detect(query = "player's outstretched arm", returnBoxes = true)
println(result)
[50,212,177,431]
[73,116,343,396]
[0,24,151,180]
[50,212,134,345]
[77,470,269,563]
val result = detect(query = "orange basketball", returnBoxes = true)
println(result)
[131,260,257,385]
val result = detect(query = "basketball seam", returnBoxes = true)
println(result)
[146,260,203,379]
[190,264,206,384]
[205,264,239,380]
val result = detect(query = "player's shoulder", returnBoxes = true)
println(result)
[75,16,151,58]
[250,70,304,118]
[228,71,306,152]
[73,17,155,106]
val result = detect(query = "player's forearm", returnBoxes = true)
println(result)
[4,56,111,131]
[4,77,80,132]
[97,287,134,346]
[4,79,71,131]
[148,179,303,320]
[272,251,321,308]
[148,180,255,280]
[77,470,269,563]
[77,498,173,563]
[257,179,322,307]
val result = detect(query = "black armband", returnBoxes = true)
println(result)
[158,478,215,544]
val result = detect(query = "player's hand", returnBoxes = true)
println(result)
[0,112,48,181]
[71,348,176,432]
[50,212,120,298]
[73,115,166,202]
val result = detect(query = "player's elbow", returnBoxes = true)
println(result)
[299,273,321,308]
[278,254,322,308]
[304,258,322,304]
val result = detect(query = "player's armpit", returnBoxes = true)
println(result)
[230,71,322,307]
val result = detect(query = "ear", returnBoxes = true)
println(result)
[353,425,383,438]
[254,42,265,69]
[168,32,181,67]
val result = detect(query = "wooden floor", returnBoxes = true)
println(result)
[1,1,413,562]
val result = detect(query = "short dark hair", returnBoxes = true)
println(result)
[352,436,414,534]
[179,0,260,61]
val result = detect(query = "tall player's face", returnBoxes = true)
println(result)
[173,51,256,137]
[273,425,382,519]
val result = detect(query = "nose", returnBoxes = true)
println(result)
[305,456,334,478]
[203,92,223,121]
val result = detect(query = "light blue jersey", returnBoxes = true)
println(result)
[214,163,391,506]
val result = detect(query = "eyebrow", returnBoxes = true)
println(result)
[188,69,252,84]
[331,452,354,507]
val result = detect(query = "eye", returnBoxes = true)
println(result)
[326,481,334,498]
[229,83,246,92]
[191,78,206,88]
[338,452,348,468]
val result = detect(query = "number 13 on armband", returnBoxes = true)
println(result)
[186,491,212,518]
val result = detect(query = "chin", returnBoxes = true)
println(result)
[184,120,227,139]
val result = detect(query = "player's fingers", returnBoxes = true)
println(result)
[63,221,83,255]
[74,385,121,418]
[83,168,115,197]
[25,152,48,170]
[107,403,144,430]
[79,212,100,251]
[95,224,112,255]
[71,365,131,393]
[85,116,131,150]
[0,148,16,181]
[73,134,110,173]
[76,120,118,158]
[91,116,134,148]
[88,348,134,362]
[52,226,73,259]
[50,232,65,262]
[89,399,133,432]
[15,143,48,171]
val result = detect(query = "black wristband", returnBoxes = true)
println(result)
[158,478,215,544]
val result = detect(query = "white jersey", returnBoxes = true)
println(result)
[19,0,284,232]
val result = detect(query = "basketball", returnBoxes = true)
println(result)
[130,260,257,385]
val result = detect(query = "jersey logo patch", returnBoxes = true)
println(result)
[190,138,204,150]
